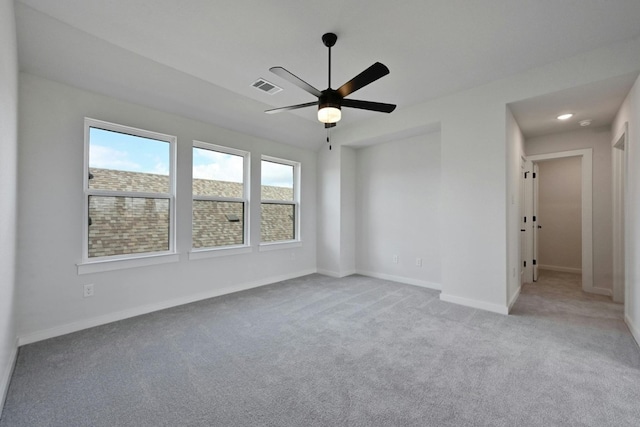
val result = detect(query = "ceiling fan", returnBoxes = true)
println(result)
[265,33,396,128]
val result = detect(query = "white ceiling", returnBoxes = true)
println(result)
[15,0,640,150]
[509,71,639,138]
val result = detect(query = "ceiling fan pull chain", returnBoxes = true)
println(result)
[327,129,331,150]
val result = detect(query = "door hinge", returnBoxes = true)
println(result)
[533,172,537,178]
[524,217,527,223]
[524,171,529,178]
[533,259,537,265]
[524,261,527,267]
[533,215,537,222]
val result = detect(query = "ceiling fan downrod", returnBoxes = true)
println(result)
[322,32,337,88]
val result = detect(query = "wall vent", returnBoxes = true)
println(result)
[251,78,283,95]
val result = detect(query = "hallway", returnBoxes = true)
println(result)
[512,269,637,366]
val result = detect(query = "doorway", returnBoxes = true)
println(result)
[536,157,582,276]
[525,149,598,294]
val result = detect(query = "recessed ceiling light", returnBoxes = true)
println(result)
[557,113,573,120]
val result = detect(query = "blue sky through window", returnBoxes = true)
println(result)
[193,147,243,183]
[89,127,169,175]
[89,127,292,187]
[261,160,293,189]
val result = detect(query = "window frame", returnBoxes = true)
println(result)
[260,155,301,247]
[190,141,251,256]
[81,118,177,268]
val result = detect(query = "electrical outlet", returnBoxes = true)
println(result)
[83,284,94,298]
[392,255,399,264]
[416,258,423,267]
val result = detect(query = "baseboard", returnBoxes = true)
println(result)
[539,265,581,274]
[508,285,521,313]
[440,293,509,315]
[356,270,441,291]
[0,338,18,416]
[584,286,613,297]
[625,314,640,349]
[17,269,316,346]
[316,269,355,278]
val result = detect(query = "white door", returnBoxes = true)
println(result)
[520,159,526,284]
[532,163,540,282]
[521,159,534,284]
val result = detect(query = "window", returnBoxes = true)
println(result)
[261,156,300,243]
[83,118,176,261]
[192,142,249,249]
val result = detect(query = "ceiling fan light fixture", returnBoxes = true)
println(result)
[318,90,342,123]
[318,106,341,123]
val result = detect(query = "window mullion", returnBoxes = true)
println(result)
[193,195,245,203]
[261,200,295,205]
[87,189,171,199]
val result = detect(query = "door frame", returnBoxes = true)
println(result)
[519,157,527,285]
[522,158,534,284]
[532,163,540,282]
[612,122,628,304]
[526,148,597,294]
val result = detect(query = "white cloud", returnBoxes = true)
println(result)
[193,149,243,182]
[153,161,169,176]
[89,145,141,171]
[261,161,293,188]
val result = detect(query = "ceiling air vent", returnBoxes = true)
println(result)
[251,78,282,95]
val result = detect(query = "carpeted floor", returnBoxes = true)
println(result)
[1,271,639,426]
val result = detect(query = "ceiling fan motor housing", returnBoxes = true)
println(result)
[319,90,341,110]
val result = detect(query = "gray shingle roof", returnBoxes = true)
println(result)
[88,168,295,257]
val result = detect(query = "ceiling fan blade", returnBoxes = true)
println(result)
[337,62,390,98]
[265,101,317,114]
[325,123,336,129]
[342,99,396,113]
[270,67,322,97]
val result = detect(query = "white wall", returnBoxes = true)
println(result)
[355,132,441,289]
[537,157,582,272]
[340,146,356,276]
[316,145,341,276]
[506,107,526,309]
[16,73,317,343]
[316,144,357,277]
[332,37,640,314]
[612,73,640,344]
[0,0,18,406]
[525,127,613,290]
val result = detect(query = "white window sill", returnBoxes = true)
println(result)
[259,241,302,251]
[188,246,252,260]
[77,253,180,275]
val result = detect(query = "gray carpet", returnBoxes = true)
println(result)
[1,272,639,426]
